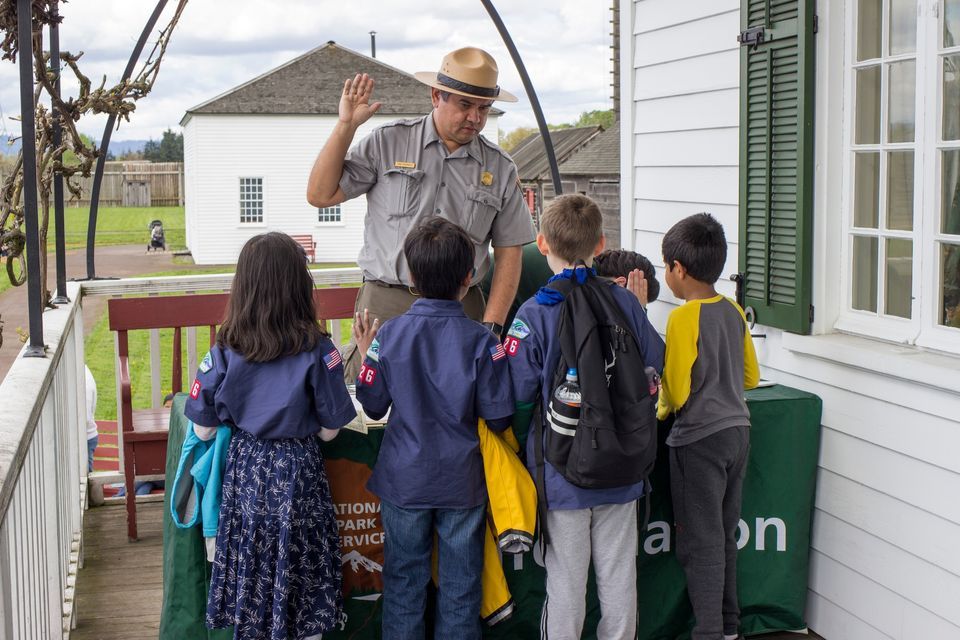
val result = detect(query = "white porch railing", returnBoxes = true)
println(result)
[0,283,87,639]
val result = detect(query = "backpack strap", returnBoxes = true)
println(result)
[531,401,550,547]
[637,474,652,551]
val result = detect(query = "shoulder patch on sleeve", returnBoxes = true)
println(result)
[198,351,213,373]
[366,338,380,362]
[490,343,506,361]
[189,378,201,399]
[323,348,343,370]
[507,318,531,339]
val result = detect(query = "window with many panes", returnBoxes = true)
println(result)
[239,177,263,224]
[843,0,960,349]
[317,205,341,223]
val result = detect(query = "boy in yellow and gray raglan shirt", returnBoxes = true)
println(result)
[657,213,760,640]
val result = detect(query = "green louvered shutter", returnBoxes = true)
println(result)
[738,0,816,333]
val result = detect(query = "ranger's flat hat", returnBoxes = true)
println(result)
[414,47,518,103]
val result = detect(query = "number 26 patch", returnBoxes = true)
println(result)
[503,336,521,357]
[358,363,378,386]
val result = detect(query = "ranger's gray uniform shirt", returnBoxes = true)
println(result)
[339,114,536,286]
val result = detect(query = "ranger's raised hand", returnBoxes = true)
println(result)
[339,73,382,129]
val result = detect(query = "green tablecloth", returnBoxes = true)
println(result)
[160,385,822,640]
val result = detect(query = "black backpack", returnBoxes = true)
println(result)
[532,271,658,511]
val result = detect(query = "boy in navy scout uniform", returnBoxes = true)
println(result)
[506,195,664,640]
[307,46,536,381]
[353,217,514,640]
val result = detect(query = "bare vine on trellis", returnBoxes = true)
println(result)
[0,0,188,307]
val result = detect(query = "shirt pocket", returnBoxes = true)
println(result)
[382,167,425,218]
[465,187,500,243]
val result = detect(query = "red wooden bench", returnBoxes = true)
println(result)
[108,286,358,541]
[290,234,317,263]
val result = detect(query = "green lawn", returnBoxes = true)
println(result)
[0,206,186,296]
[56,205,185,251]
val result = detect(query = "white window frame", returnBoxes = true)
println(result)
[837,0,960,353]
[239,177,265,225]
[316,204,343,225]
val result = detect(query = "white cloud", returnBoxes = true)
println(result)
[0,0,615,143]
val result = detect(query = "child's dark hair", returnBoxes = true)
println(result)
[404,218,474,300]
[539,194,603,264]
[594,249,661,303]
[218,232,326,362]
[661,212,727,284]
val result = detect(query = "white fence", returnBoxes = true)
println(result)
[0,284,86,638]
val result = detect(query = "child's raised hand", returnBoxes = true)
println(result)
[626,268,649,309]
[352,308,380,358]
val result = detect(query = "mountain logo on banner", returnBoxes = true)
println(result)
[342,550,383,574]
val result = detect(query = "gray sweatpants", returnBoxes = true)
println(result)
[669,426,750,640]
[541,501,638,640]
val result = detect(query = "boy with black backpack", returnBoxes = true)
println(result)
[505,194,664,639]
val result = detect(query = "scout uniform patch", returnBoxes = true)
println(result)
[507,318,531,339]
[198,351,213,373]
[490,343,506,362]
[481,171,494,186]
[366,338,380,363]
[323,349,343,370]
[190,379,202,399]
[394,161,416,169]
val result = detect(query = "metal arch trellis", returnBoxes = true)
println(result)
[4,0,560,356]
[0,0,186,355]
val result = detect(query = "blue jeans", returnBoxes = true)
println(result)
[87,435,98,473]
[380,499,485,640]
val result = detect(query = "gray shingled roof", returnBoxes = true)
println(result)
[558,121,620,175]
[185,41,503,117]
[513,126,602,181]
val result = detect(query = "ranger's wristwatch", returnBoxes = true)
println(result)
[482,321,504,337]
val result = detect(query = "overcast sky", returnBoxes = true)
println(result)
[0,0,616,145]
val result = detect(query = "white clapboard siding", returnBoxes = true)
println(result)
[635,128,739,167]
[809,552,960,639]
[634,0,739,34]
[634,50,740,101]
[815,470,960,576]
[633,167,739,206]
[635,200,739,233]
[184,113,499,266]
[634,90,740,134]
[625,1,960,637]
[813,511,960,627]
[634,9,739,68]
[806,590,895,640]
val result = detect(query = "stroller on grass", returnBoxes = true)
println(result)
[147,219,166,252]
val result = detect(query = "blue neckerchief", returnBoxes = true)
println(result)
[534,267,597,306]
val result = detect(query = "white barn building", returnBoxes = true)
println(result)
[621,1,960,638]
[181,42,502,265]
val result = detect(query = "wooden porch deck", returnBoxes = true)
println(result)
[72,501,825,640]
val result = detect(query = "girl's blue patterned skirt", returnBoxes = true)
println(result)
[207,429,343,639]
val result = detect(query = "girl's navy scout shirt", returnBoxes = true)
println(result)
[184,336,356,439]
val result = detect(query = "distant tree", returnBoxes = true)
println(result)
[62,133,95,166]
[500,109,615,153]
[500,126,538,152]
[573,109,615,129]
[143,128,183,162]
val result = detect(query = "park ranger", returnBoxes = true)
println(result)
[307,46,535,380]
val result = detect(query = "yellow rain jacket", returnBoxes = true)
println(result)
[432,420,537,626]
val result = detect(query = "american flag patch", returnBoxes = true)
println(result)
[323,349,342,370]
[490,343,506,361]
